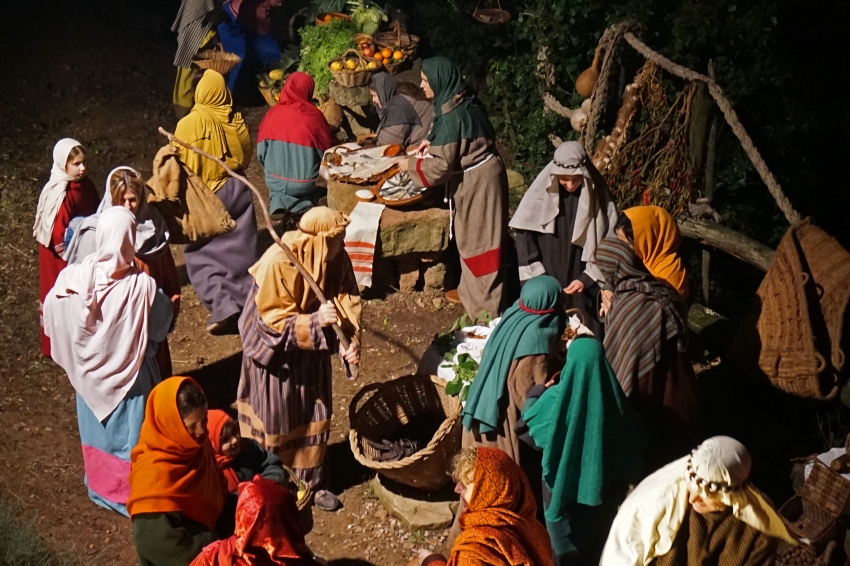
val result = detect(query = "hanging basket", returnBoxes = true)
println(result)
[349,374,462,491]
[472,8,511,24]
[192,45,242,75]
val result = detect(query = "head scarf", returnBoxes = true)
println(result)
[600,436,796,566]
[127,376,226,531]
[189,476,319,566]
[174,70,253,191]
[43,207,157,421]
[624,206,688,297]
[510,142,619,282]
[462,275,564,434]
[596,238,688,396]
[421,57,494,146]
[33,138,84,247]
[372,73,421,134]
[249,207,361,337]
[258,72,334,153]
[523,337,645,523]
[207,409,241,493]
[451,448,553,566]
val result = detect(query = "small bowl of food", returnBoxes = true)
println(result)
[355,189,375,202]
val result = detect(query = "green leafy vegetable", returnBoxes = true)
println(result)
[443,353,479,400]
[298,18,358,96]
[348,0,387,35]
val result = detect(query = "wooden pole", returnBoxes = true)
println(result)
[158,127,359,378]
[701,61,719,305]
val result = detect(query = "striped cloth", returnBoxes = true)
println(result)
[596,238,688,396]
[236,284,335,489]
[344,202,385,288]
[172,0,217,68]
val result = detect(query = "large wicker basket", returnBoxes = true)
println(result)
[192,45,242,75]
[349,374,462,491]
[374,23,419,59]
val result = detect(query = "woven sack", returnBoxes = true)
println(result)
[146,145,236,244]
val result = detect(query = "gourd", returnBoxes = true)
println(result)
[576,46,603,98]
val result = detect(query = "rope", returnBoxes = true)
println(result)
[584,25,624,145]
[622,32,801,225]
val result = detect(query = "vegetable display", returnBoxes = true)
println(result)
[298,18,358,96]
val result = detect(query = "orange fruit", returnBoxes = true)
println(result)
[362,47,374,57]
[323,14,333,22]
[392,50,404,60]
[381,48,392,59]
[373,52,384,62]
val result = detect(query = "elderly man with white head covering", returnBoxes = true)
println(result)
[510,141,618,336]
[601,436,797,566]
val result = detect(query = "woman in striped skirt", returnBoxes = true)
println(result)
[236,207,361,512]
[595,237,696,469]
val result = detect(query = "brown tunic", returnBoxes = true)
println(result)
[652,507,778,566]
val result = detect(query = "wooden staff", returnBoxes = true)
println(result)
[158,127,359,378]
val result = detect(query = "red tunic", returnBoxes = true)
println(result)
[135,247,181,377]
[38,177,99,357]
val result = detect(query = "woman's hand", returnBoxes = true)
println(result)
[317,302,339,327]
[398,158,411,172]
[415,139,431,157]
[599,289,614,318]
[341,340,360,365]
[564,279,585,294]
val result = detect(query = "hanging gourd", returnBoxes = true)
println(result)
[576,46,603,98]
[472,0,511,24]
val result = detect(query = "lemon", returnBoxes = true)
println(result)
[345,59,358,70]
[268,69,284,81]
[366,62,378,70]
[297,489,307,500]
[330,61,343,72]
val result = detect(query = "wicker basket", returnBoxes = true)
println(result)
[192,45,242,75]
[382,57,408,74]
[258,85,277,107]
[283,464,314,534]
[354,33,374,50]
[329,49,381,88]
[349,374,462,491]
[472,8,511,24]
[780,459,850,554]
[374,24,419,59]
[315,12,351,26]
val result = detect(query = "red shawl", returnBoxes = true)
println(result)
[257,72,334,151]
[208,409,241,493]
[190,477,319,566]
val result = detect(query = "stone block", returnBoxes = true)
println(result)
[371,476,458,531]
[328,80,372,108]
[398,256,421,291]
[380,208,450,257]
[423,261,446,290]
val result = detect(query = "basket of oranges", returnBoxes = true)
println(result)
[316,12,351,25]
[374,23,419,59]
[378,48,407,74]
[328,49,382,87]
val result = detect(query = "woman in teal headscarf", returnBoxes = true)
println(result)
[460,275,565,464]
[518,337,645,565]
[398,57,510,320]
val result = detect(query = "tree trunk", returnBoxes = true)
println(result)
[677,217,774,272]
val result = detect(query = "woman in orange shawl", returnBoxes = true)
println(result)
[417,447,553,566]
[128,376,228,566]
[615,206,689,298]
[190,476,322,566]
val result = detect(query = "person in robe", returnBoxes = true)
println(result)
[174,69,258,335]
[63,166,180,376]
[615,206,689,298]
[43,207,173,516]
[460,275,565,464]
[257,72,334,216]
[600,436,797,566]
[236,207,361,512]
[129,377,227,566]
[370,73,434,148]
[189,476,323,566]
[415,447,553,566]
[207,409,287,493]
[517,337,645,565]
[596,238,696,468]
[510,141,618,337]
[217,0,282,97]
[398,57,510,320]
[33,138,100,357]
[171,0,220,119]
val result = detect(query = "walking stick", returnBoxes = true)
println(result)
[158,127,359,379]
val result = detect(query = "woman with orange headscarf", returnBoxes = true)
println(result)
[189,476,322,566]
[236,206,361,512]
[416,447,554,566]
[128,377,228,566]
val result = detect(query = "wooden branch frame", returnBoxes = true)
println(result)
[677,217,774,272]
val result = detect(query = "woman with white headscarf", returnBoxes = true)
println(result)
[510,142,618,336]
[64,167,181,376]
[601,436,796,566]
[33,138,100,357]
[44,207,173,517]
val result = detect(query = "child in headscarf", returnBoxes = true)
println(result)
[510,141,619,336]
[174,69,258,335]
[601,436,796,566]
[257,72,334,216]
[370,73,433,148]
[399,57,510,320]
[33,138,100,356]
[236,206,361,512]
[207,409,287,493]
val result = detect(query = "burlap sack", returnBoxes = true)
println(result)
[146,145,236,244]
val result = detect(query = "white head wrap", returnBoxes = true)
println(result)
[509,141,618,282]
[600,436,797,566]
[33,138,83,247]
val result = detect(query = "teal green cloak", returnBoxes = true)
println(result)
[461,275,564,434]
[522,337,645,523]
[421,57,494,147]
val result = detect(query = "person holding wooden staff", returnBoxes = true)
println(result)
[235,206,361,512]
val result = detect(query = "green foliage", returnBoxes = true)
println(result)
[443,353,479,401]
[0,498,82,566]
[298,18,358,96]
[349,0,388,35]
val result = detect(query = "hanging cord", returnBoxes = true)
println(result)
[584,23,638,146]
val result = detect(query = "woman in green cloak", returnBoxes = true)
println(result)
[399,57,510,320]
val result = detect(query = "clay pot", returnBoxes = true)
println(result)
[576,47,603,98]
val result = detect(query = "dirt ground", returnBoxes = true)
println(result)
[0,1,463,564]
